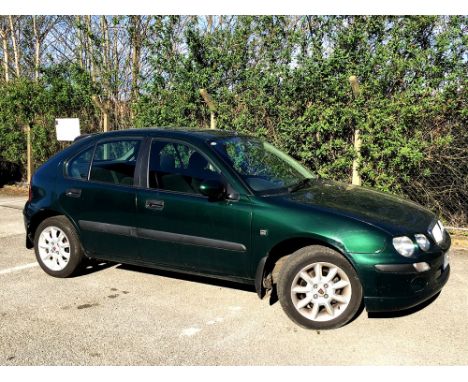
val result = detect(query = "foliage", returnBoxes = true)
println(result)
[0,15,466,223]
[0,64,98,170]
[135,16,467,223]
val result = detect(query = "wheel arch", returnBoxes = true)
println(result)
[255,235,358,299]
[27,208,81,249]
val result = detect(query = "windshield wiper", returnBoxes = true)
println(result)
[288,178,313,193]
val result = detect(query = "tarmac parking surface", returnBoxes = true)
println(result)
[1,195,467,365]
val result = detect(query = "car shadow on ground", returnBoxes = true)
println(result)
[75,260,440,322]
[75,260,116,277]
[367,292,441,319]
[115,263,257,294]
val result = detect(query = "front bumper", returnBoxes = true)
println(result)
[354,238,451,313]
[364,263,450,312]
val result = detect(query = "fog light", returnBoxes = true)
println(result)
[413,262,430,272]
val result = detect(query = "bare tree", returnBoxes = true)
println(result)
[8,16,20,78]
[31,16,56,82]
[0,17,10,82]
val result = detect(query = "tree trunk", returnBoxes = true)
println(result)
[0,27,9,82]
[101,15,112,95]
[100,16,114,106]
[207,16,213,31]
[8,16,20,78]
[75,16,84,68]
[130,15,142,117]
[113,20,119,103]
[32,16,40,82]
[101,16,109,70]
[85,15,96,82]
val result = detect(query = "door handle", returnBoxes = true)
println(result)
[65,188,82,198]
[145,199,164,211]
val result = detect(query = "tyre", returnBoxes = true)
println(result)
[34,216,85,278]
[277,245,363,330]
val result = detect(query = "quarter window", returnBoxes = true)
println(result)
[89,140,141,185]
[68,146,94,180]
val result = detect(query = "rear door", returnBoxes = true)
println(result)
[58,137,143,262]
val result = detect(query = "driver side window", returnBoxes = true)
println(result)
[148,140,221,195]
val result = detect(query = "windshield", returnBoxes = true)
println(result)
[209,136,314,194]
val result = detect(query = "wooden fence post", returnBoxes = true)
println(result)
[349,75,362,186]
[199,89,217,129]
[91,95,110,133]
[25,123,32,185]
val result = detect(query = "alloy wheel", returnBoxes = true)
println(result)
[290,261,352,322]
[37,226,71,272]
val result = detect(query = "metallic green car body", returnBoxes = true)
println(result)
[23,129,451,313]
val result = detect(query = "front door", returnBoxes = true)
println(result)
[135,139,252,278]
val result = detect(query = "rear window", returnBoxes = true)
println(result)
[89,140,141,185]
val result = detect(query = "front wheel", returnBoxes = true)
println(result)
[34,216,85,278]
[277,245,363,330]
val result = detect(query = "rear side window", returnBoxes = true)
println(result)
[68,146,94,180]
[89,140,141,186]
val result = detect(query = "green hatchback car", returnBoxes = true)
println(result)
[23,128,451,329]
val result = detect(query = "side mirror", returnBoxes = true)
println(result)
[199,179,226,200]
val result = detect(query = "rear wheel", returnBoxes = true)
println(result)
[34,216,84,278]
[277,245,363,330]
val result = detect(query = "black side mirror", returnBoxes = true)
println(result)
[199,179,226,200]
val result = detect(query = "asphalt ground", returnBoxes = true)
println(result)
[0,195,467,365]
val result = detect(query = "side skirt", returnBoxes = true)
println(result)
[90,255,256,287]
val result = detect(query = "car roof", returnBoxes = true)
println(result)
[76,128,251,144]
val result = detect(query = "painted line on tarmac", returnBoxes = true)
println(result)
[0,204,24,211]
[0,232,25,239]
[180,327,202,337]
[179,307,244,337]
[0,262,38,275]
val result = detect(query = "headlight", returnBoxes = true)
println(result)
[415,234,430,251]
[392,236,415,257]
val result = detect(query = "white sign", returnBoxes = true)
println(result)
[55,118,81,141]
